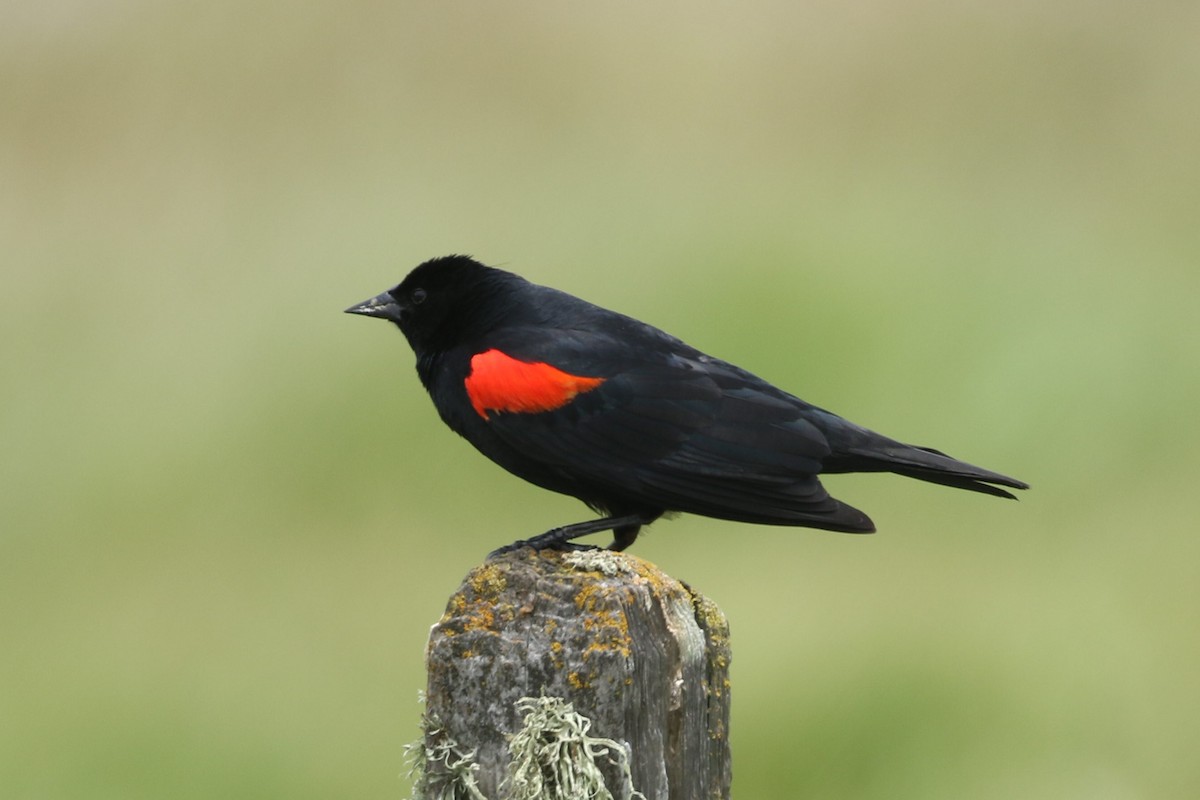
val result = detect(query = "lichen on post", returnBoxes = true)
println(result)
[416,548,731,800]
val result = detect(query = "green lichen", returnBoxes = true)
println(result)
[562,549,635,577]
[405,701,487,800]
[503,695,645,800]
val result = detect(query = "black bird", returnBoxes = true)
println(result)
[347,255,1027,553]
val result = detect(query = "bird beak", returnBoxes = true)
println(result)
[345,291,405,322]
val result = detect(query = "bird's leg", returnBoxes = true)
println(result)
[489,512,659,558]
[608,523,641,552]
[607,510,663,551]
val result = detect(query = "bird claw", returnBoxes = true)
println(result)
[487,537,599,559]
[487,539,530,559]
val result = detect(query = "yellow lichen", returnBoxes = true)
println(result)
[460,602,496,633]
[468,563,508,598]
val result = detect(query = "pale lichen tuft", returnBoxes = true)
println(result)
[503,695,645,800]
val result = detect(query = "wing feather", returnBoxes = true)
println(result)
[476,330,866,529]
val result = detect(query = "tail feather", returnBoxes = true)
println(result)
[827,442,1030,499]
[886,466,1022,499]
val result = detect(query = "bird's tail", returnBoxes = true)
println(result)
[826,440,1029,499]
[882,445,1028,499]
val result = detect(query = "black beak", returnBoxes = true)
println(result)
[345,291,405,323]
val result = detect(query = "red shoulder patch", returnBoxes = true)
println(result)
[464,349,606,419]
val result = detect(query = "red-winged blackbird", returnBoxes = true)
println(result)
[347,255,1028,553]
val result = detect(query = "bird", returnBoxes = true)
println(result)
[346,255,1028,554]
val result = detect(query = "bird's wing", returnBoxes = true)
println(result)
[467,329,875,532]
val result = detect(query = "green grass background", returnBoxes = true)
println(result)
[4,2,1198,798]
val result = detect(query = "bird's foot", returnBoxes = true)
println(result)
[486,512,659,560]
[487,536,597,559]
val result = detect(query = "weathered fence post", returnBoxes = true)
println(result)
[413,548,731,800]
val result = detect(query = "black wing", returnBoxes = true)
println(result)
[476,328,876,533]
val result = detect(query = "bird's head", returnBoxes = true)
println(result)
[346,255,519,355]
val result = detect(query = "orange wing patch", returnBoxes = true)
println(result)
[464,349,606,419]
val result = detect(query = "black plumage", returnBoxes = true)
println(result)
[347,255,1027,552]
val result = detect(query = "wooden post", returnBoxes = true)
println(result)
[414,548,731,800]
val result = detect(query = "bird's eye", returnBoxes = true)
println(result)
[410,288,427,305]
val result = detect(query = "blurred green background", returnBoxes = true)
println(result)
[4,2,1198,798]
